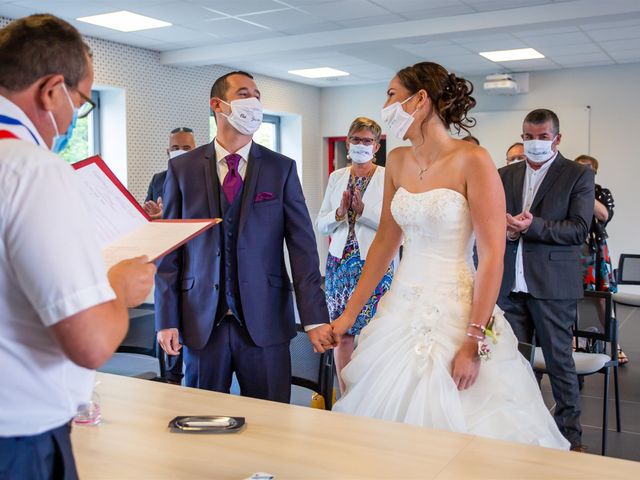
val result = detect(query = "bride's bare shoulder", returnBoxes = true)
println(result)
[386,146,412,169]
[455,141,495,171]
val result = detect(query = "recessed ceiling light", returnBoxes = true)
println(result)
[77,11,171,32]
[479,48,545,62]
[288,67,350,79]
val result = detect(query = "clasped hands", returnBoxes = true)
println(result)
[336,188,364,220]
[307,315,352,353]
[506,210,533,240]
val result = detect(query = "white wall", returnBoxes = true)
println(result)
[319,63,640,267]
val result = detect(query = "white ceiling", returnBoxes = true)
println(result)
[2,0,640,86]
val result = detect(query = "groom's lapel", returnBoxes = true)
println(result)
[203,141,221,219]
[239,142,262,235]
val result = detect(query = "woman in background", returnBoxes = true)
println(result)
[317,117,396,393]
[575,154,626,364]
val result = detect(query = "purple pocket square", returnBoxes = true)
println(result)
[255,192,275,203]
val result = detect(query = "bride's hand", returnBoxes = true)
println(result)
[451,341,481,390]
[331,315,352,343]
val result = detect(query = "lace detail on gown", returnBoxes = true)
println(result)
[333,187,570,450]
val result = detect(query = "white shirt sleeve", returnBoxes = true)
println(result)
[4,156,115,326]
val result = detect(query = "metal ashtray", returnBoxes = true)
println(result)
[168,416,245,433]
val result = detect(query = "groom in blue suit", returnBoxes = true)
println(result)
[155,71,332,402]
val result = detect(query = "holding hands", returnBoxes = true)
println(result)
[306,314,355,353]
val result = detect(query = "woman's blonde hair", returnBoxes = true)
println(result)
[348,117,382,142]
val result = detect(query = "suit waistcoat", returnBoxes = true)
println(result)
[216,183,244,324]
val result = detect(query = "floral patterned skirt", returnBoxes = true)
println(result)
[581,240,617,293]
[325,239,394,336]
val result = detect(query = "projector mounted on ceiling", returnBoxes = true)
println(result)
[483,73,529,95]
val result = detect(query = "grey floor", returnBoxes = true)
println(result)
[540,303,640,461]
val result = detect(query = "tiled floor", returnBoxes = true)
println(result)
[541,303,640,461]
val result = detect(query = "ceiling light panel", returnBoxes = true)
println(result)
[77,11,172,32]
[288,67,350,78]
[479,48,545,62]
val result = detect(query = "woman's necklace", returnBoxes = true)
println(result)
[418,165,429,180]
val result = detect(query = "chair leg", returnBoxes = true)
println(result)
[613,366,621,432]
[601,369,610,456]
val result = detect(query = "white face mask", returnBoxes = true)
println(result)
[348,143,374,164]
[220,97,263,136]
[168,149,189,159]
[523,138,556,164]
[381,94,416,140]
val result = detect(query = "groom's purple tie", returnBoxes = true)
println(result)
[222,153,243,204]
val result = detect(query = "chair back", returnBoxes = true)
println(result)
[517,341,535,366]
[575,291,617,358]
[617,254,640,285]
[119,303,156,356]
[290,324,334,410]
[98,303,166,381]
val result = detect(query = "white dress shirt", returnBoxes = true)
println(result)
[214,138,251,184]
[512,153,557,293]
[0,95,116,436]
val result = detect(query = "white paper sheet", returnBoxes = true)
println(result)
[74,158,218,269]
[74,162,146,248]
[102,221,215,269]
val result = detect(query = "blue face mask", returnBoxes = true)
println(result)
[48,84,78,154]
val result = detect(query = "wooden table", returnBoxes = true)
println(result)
[72,373,639,479]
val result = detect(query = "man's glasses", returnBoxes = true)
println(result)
[171,127,194,134]
[348,136,377,146]
[77,91,96,119]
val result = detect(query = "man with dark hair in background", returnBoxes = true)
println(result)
[143,127,196,221]
[155,71,332,402]
[497,108,594,452]
[506,141,526,165]
[0,14,154,478]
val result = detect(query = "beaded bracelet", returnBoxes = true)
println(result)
[468,323,486,333]
[466,332,484,341]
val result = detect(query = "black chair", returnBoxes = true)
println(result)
[290,324,334,410]
[533,291,621,455]
[613,253,640,312]
[98,303,165,381]
[517,341,535,366]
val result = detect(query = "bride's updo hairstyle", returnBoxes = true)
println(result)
[396,61,476,134]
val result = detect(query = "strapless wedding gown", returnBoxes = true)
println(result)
[333,187,570,450]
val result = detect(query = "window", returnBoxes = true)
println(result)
[209,113,281,152]
[60,91,100,164]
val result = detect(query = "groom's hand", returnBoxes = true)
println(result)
[157,328,182,356]
[307,324,335,353]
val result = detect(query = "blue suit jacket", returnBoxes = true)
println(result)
[155,141,329,349]
[145,170,167,203]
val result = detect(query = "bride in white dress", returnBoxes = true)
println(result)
[330,62,570,450]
